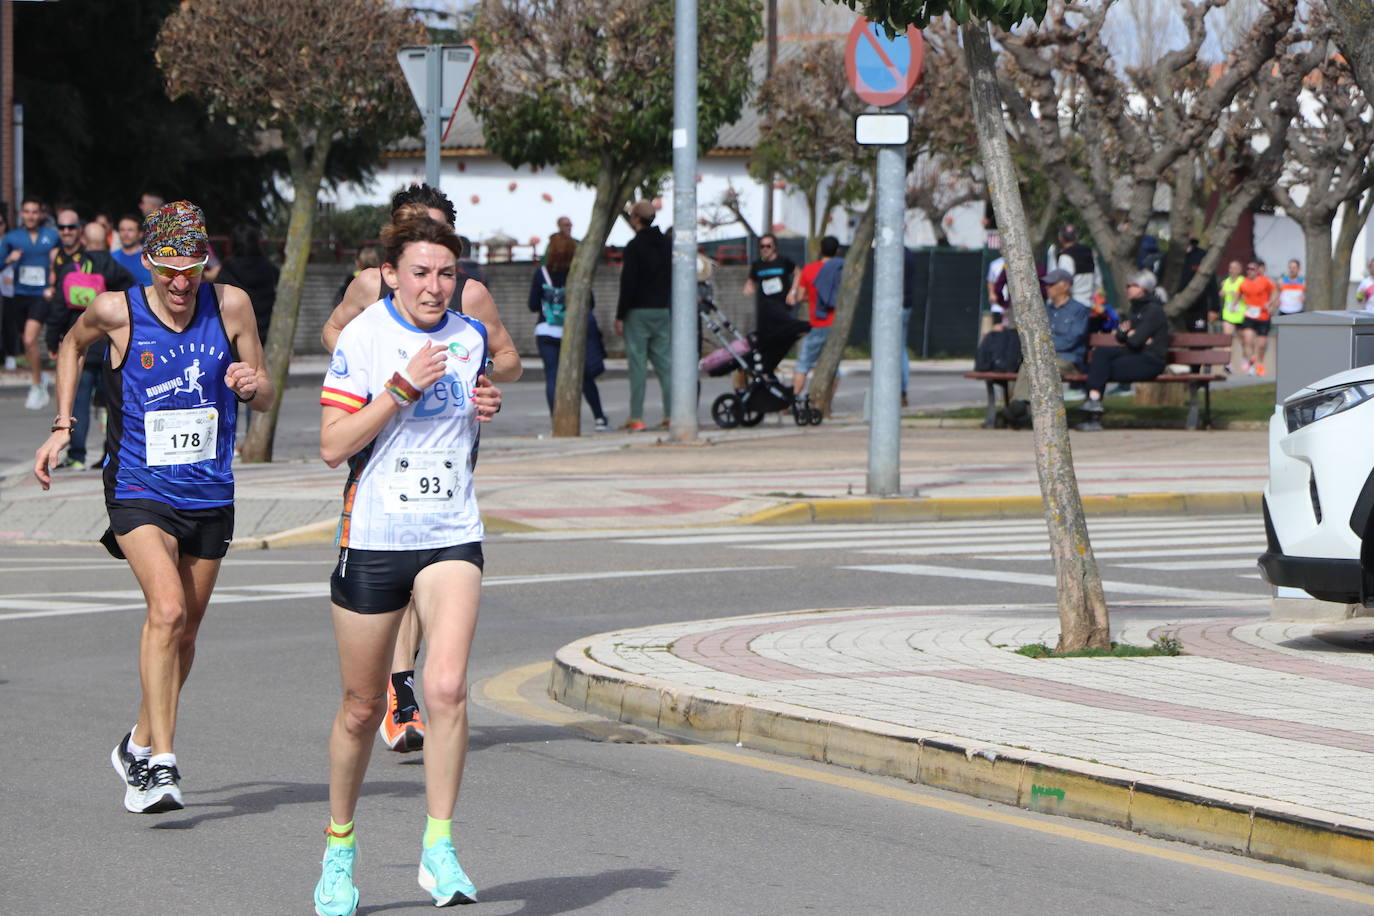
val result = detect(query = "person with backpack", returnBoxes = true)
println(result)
[788,235,842,398]
[528,233,608,429]
[47,215,136,469]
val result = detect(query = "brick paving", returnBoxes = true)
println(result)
[591,603,1374,822]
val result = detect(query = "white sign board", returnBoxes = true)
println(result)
[397,44,479,141]
[855,113,910,146]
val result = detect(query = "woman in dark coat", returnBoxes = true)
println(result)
[1078,269,1169,429]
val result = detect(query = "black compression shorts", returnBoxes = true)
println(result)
[330,542,484,614]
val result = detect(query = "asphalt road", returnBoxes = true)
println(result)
[4,525,1369,914]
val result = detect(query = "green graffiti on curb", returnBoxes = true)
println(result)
[1030,784,1065,802]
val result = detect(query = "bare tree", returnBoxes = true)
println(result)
[1265,27,1374,313]
[780,0,857,34]
[158,0,423,462]
[752,40,874,259]
[997,0,1306,319]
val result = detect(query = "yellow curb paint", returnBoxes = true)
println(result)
[492,661,1374,904]
[1129,782,1252,855]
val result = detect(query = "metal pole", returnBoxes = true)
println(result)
[670,0,699,440]
[424,45,441,189]
[867,104,906,496]
[761,0,777,237]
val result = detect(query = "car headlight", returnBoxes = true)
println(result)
[1285,382,1374,432]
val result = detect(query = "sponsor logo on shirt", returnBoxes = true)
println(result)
[330,349,348,377]
[448,342,470,361]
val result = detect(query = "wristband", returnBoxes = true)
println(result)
[51,415,75,432]
[388,371,422,402]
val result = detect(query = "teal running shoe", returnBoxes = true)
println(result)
[314,845,359,916]
[418,839,477,906]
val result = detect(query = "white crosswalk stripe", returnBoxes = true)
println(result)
[615,515,1268,584]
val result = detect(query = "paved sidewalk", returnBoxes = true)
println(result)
[551,600,1374,884]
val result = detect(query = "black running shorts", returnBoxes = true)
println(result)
[101,498,235,560]
[1241,317,1272,336]
[16,294,48,323]
[331,542,485,614]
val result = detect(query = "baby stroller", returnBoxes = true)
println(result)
[698,282,821,428]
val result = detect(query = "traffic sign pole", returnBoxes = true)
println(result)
[425,45,441,188]
[670,0,699,441]
[844,19,921,497]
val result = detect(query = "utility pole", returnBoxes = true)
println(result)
[761,0,776,238]
[669,0,699,441]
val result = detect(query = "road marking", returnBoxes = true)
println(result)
[477,664,1374,906]
[842,563,1256,601]
[0,566,792,622]
[1117,560,1262,571]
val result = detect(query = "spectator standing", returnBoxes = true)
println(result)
[1238,260,1277,375]
[614,199,672,430]
[1356,258,1374,311]
[1055,225,1096,306]
[137,190,164,218]
[1278,259,1305,315]
[1004,268,1092,426]
[1077,269,1169,430]
[788,235,841,398]
[0,198,60,408]
[1179,238,1221,331]
[111,214,153,288]
[985,254,1006,326]
[215,223,279,346]
[529,233,608,429]
[49,219,136,469]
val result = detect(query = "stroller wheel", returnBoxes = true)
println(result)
[793,404,809,426]
[711,393,741,429]
[740,407,765,427]
[808,406,824,425]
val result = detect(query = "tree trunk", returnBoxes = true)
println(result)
[962,21,1110,653]
[241,132,330,463]
[552,160,639,437]
[1303,216,1335,318]
[1333,192,1373,310]
[808,196,875,417]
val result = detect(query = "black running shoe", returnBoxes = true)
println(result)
[110,732,150,813]
[139,763,184,814]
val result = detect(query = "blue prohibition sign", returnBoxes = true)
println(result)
[855,24,911,94]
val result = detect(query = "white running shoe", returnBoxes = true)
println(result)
[3,355,15,370]
[24,384,49,410]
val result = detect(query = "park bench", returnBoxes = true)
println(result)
[963,331,1232,430]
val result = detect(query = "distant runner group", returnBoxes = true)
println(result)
[33,186,514,915]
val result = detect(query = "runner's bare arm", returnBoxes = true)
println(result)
[461,281,523,382]
[320,340,449,467]
[320,267,380,353]
[218,284,274,411]
[33,291,129,489]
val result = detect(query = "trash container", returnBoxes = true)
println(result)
[1273,310,1374,402]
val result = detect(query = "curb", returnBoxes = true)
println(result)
[733,491,1265,525]
[549,637,1374,886]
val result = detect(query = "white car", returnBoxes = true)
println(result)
[1259,365,1374,605]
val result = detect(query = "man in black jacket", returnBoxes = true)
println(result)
[615,199,672,430]
[47,217,136,468]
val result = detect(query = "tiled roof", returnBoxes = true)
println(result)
[387,34,843,157]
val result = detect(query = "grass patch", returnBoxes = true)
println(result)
[1016,634,1182,658]
[923,382,1276,426]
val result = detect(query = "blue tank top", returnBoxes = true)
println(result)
[103,283,237,509]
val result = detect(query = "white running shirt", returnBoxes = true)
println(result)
[321,297,488,550]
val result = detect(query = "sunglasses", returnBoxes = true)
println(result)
[57,223,81,231]
[146,254,209,279]
[759,243,775,249]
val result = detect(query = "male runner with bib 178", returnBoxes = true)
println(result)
[313,215,501,916]
[33,201,272,814]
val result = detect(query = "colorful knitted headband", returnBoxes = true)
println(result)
[142,200,208,258]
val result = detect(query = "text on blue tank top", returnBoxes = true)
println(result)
[114,284,237,508]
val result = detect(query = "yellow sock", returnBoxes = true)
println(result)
[326,819,355,849]
[423,815,451,849]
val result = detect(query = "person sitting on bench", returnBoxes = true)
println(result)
[1078,269,1169,430]
[1003,268,1091,426]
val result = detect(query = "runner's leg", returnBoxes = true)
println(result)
[328,603,402,827]
[411,560,481,819]
[23,316,43,387]
[118,525,191,756]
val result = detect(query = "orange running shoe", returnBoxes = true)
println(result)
[379,677,425,752]
[1256,363,1266,376]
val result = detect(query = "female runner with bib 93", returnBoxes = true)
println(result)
[312,215,501,915]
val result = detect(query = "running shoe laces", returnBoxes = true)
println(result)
[314,845,359,916]
[147,763,180,789]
